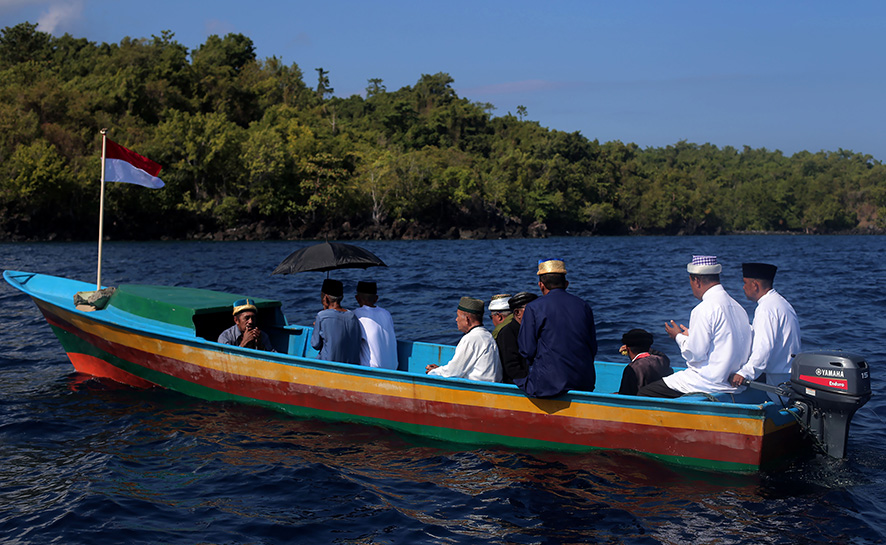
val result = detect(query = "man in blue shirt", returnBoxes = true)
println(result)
[516,259,598,397]
[311,279,361,364]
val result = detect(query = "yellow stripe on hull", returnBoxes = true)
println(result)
[59,305,770,438]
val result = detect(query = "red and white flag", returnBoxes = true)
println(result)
[104,139,164,189]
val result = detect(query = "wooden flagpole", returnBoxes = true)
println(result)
[97,128,107,290]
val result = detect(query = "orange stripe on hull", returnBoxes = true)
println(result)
[67,352,156,389]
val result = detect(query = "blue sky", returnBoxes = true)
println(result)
[3,0,884,160]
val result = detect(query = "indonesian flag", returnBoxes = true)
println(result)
[104,139,164,189]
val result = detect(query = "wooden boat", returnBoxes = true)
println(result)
[5,270,813,472]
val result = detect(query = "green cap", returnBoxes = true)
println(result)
[457,296,484,315]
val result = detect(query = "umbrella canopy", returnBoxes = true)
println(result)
[272,242,387,275]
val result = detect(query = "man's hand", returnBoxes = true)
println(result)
[665,320,688,339]
[425,364,439,374]
[240,327,261,347]
[729,373,748,387]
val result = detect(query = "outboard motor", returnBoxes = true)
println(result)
[789,351,871,458]
[751,350,872,459]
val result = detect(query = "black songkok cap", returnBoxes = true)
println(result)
[508,291,538,311]
[322,278,344,297]
[742,262,777,282]
[621,328,654,349]
[356,281,377,295]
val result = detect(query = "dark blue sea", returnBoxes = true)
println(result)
[2,236,885,544]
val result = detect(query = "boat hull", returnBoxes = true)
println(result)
[9,271,803,472]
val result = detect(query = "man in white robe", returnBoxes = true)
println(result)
[730,263,801,402]
[426,297,502,383]
[353,281,399,369]
[639,255,752,398]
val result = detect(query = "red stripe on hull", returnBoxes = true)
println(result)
[67,352,156,389]
[43,305,767,466]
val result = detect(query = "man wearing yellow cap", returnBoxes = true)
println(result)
[515,259,598,397]
[218,298,275,351]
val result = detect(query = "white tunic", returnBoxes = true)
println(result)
[428,326,502,383]
[353,305,399,369]
[736,289,801,391]
[664,284,752,394]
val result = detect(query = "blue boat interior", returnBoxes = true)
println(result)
[210,308,774,404]
[151,286,777,404]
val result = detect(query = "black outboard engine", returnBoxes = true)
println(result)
[788,351,872,458]
[749,350,871,458]
[753,351,871,459]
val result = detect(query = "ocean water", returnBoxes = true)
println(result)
[1,236,885,544]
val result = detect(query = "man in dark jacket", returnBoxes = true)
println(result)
[516,259,598,397]
[617,329,673,395]
[495,291,537,384]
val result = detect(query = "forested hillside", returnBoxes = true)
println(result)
[1,22,884,241]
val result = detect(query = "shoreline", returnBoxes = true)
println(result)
[3,224,884,243]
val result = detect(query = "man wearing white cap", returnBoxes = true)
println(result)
[639,255,751,398]
[489,294,513,340]
[496,291,537,384]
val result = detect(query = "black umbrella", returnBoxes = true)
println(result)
[272,242,387,276]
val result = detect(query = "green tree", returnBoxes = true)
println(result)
[0,22,51,68]
[0,139,83,236]
[366,78,385,98]
[150,111,247,224]
[315,67,333,100]
[191,33,259,125]
[1,25,884,240]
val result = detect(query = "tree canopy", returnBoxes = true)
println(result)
[1,22,884,241]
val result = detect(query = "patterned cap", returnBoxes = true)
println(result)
[232,298,258,316]
[686,255,722,275]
